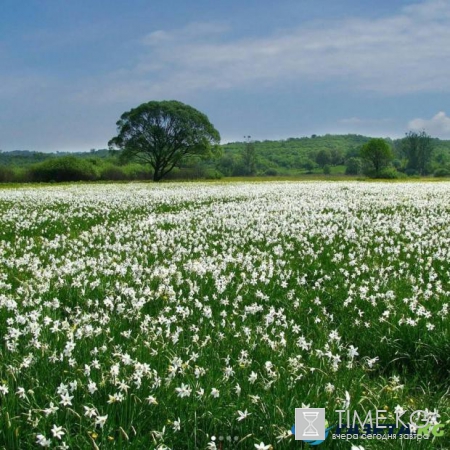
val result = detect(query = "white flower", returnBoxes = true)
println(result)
[51,424,65,440]
[43,402,59,416]
[59,393,73,406]
[248,371,258,384]
[276,429,292,442]
[117,379,130,392]
[173,418,181,431]
[150,426,166,441]
[366,356,379,368]
[342,391,351,409]
[348,345,359,359]
[87,380,98,394]
[223,366,235,379]
[237,409,251,421]
[175,383,192,398]
[36,434,52,447]
[95,414,108,428]
[254,442,271,449]
[16,387,26,398]
[56,383,69,396]
[196,388,204,398]
[329,330,341,342]
[211,388,220,398]
[84,406,97,418]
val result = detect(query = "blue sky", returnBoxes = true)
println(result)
[2,0,450,152]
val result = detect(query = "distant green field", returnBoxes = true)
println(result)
[0,182,449,449]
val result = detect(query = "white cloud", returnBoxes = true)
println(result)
[73,0,450,106]
[100,1,450,101]
[408,111,450,137]
[141,22,230,45]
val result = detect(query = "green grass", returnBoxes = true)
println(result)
[0,181,449,449]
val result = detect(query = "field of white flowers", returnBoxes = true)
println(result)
[0,181,449,449]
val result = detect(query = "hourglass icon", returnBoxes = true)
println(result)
[302,411,320,437]
[295,407,325,441]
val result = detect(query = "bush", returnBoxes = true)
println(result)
[165,168,202,180]
[345,157,362,175]
[392,159,403,170]
[122,164,153,180]
[302,159,318,173]
[264,168,278,176]
[434,168,450,178]
[100,165,128,181]
[323,164,331,175]
[29,156,97,182]
[11,168,30,183]
[204,169,223,180]
[0,166,15,182]
[376,167,406,179]
[405,168,418,176]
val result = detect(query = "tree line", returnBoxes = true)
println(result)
[1,100,450,182]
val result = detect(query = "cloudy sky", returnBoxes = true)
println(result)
[1,0,450,152]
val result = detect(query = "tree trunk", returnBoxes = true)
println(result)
[153,166,161,181]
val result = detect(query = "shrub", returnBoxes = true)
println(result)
[165,168,202,180]
[345,157,362,175]
[12,168,30,183]
[100,165,127,181]
[377,167,406,179]
[122,164,153,180]
[0,166,15,182]
[29,156,97,182]
[434,168,450,178]
[302,159,317,173]
[392,159,403,170]
[405,168,418,176]
[264,168,278,176]
[323,164,331,175]
[204,169,223,180]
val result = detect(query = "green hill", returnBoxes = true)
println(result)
[0,149,110,167]
[219,134,372,175]
[2,134,450,181]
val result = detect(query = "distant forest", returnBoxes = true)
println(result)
[2,133,450,182]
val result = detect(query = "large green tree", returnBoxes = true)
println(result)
[402,131,434,175]
[108,100,220,181]
[360,138,394,177]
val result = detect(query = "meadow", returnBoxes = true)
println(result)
[0,181,449,449]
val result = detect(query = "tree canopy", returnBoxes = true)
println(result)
[402,131,434,175]
[108,100,221,181]
[360,138,394,177]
